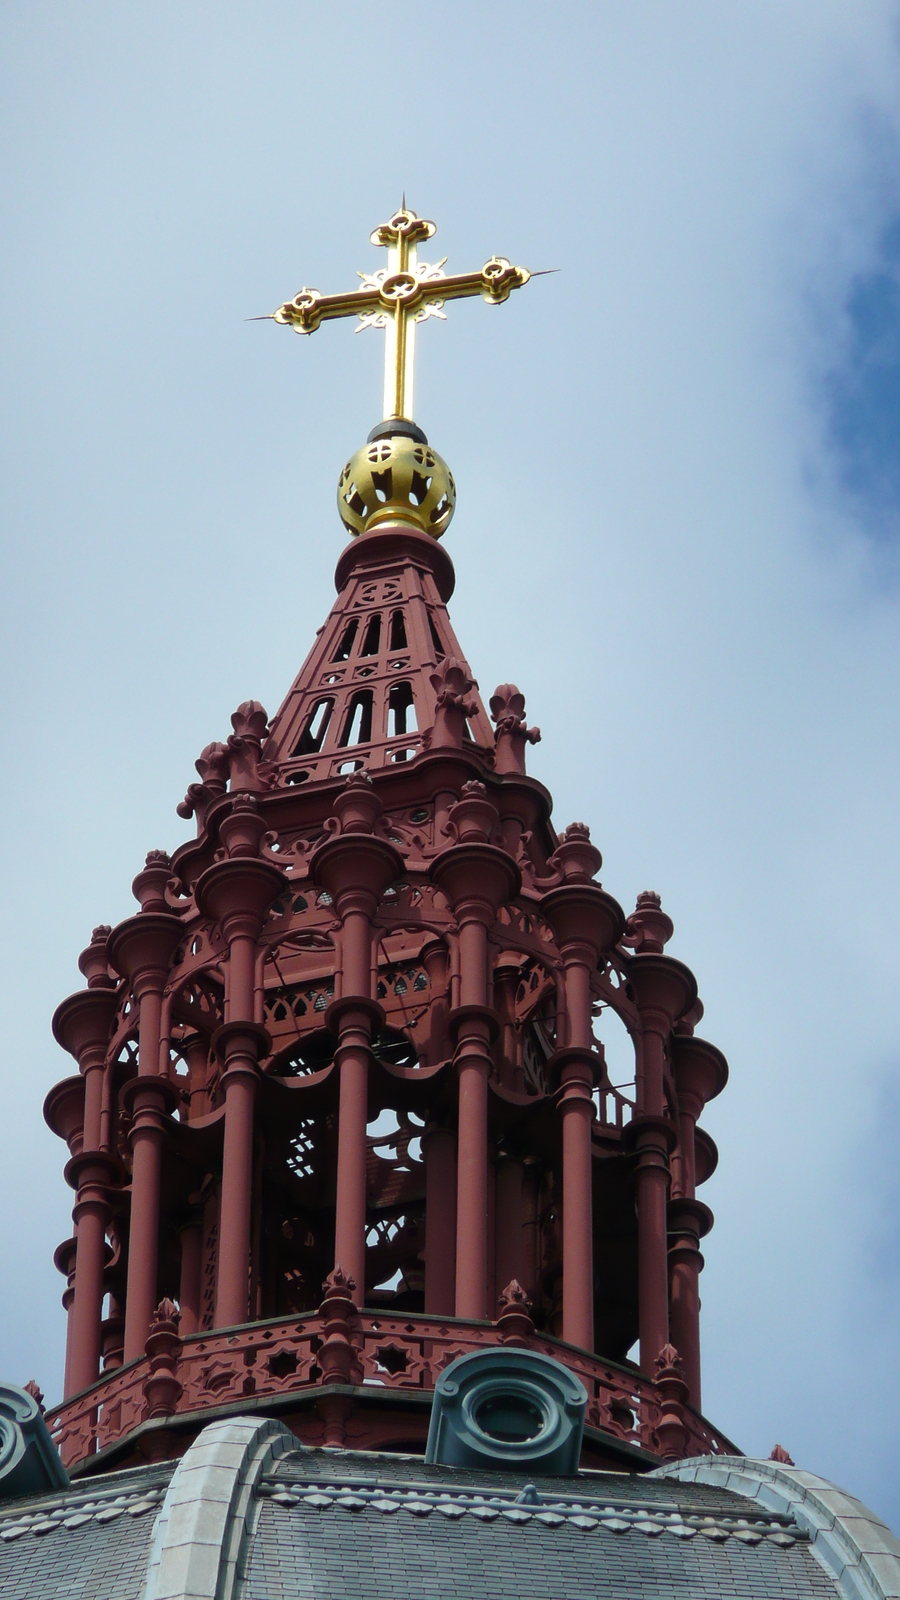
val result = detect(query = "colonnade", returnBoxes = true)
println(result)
[51,781,724,1419]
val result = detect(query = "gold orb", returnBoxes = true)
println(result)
[337,434,456,539]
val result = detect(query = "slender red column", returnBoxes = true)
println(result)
[624,893,697,1378]
[313,774,403,1307]
[493,956,523,1090]
[432,782,520,1321]
[198,797,285,1330]
[110,854,187,1363]
[541,824,624,1352]
[668,1033,727,1409]
[53,1240,78,1396]
[49,928,120,1396]
[329,904,377,1307]
[424,1122,457,1314]
[494,1154,525,1300]
[45,1079,86,1394]
[421,939,456,1314]
[454,1023,491,1317]
[214,1033,264,1326]
[177,1214,203,1337]
[121,995,172,1363]
[332,1019,371,1303]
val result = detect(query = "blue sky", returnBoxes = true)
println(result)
[826,215,900,540]
[1,0,899,1529]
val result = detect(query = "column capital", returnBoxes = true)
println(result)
[448,1002,500,1045]
[622,1112,678,1158]
[211,1020,271,1063]
[541,881,624,962]
[120,1074,178,1142]
[312,833,402,912]
[53,1233,78,1270]
[671,1034,728,1117]
[431,841,520,921]
[325,995,385,1037]
[64,1149,123,1196]
[108,913,184,992]
[52,988,118,1067]
[549,1045,602,1094]
[196,856,285,934]
[625,952,698,1032]
[667,1195,713,1240]
[43,1076,86,1155]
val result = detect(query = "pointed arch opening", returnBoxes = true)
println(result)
[332,618,359,661]
[387,681,417,740]
[361,614,382,656]
[292,698,334,756]
[389,609,408,651]
[339,689,374,747]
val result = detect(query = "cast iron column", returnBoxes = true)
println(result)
[624,893,697,1378]
[313,774,402,1308]
[110,854,183,1365]
[198,797,284,1330]
[51,927,119,1396]
[421,938,456,1314]
[669,1032,727,1409]
[431,782,520,1321]
[541,824,624,1352]
[44,1077,87,1396]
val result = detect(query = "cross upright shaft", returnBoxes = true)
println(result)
[269,206,531,422]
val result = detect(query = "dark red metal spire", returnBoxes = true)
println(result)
[43,504,733,1475]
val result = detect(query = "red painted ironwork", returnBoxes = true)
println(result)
[45,513,731,1473]
[47,1307,737,1470]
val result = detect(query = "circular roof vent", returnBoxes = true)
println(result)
[425,1348,587,1475]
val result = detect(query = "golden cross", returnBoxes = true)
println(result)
[265,205,531,423]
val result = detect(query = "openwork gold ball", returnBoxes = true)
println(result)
[337,434,456,539]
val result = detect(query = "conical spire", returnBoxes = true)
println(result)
[262,522,493,780]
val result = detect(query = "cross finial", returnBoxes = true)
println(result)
[265,206,531,424]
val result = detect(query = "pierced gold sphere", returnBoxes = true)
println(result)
[337,433,456,539]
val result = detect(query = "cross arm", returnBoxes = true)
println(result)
[270,257,531,336]
[426,258,531,307]
[271,285,382,335]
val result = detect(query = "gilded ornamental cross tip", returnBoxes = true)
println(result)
[263,205,532,423]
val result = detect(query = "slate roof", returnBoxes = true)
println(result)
[3,1424,896,1600]
[239,1447,838,1600]
[0,1460,173,1600]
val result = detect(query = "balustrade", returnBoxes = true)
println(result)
[46,1307,736,1472]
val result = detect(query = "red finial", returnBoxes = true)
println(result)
[448,779,498,844]
[227,700,269,791]
[550,822,602,883]
[131,851,172,913]
[177,740,229,822]
[331,770,382,835]
[625,890,674,953]
[218,792,267,858]
[428,657,479,750]
[770,1443,795,1465]
[77,925,114,988]
[489,683,541,776]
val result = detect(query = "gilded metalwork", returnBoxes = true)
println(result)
[266,206,531,422]
[337,435,456,540]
